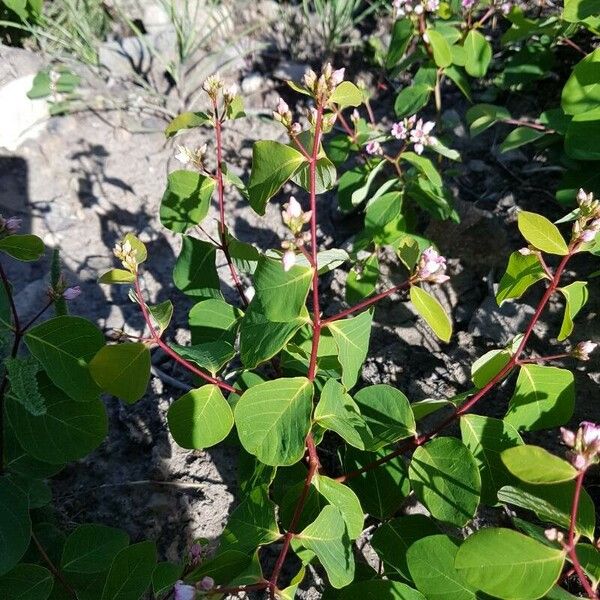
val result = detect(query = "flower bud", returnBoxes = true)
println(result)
[63,286,81,300]
[114,239,138,272]
[290,122,302,135]
[276,98,289,115]
[544,528,563,543]
[581,421,600,447]
[331,67,345,86]
[199,577,214,591]
[577,188,594,208]
[303,68,317,90]
[202,73,223,100]
[3,216,22,234]
[560,427,576,448]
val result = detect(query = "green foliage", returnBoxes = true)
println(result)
[0,234,44,261]
[502,445,578,484]
[409,285,452,342]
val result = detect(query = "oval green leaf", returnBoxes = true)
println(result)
[517,211,569,255]
[501,445,578,484]
[410,285,452,343]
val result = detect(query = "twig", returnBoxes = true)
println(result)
[32,531,78,599]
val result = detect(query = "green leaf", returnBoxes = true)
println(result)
[24,316,103,403]
[500,127,547,153]
[410,286,452,343]
[313,475,364,540]
[235,377,313,466]
[466,104,511,137]
[565,107,600,160]
[326,580,426,600]
[5,356,45,415]
[561,48,600,115]
[353,384,415,451]
[173,236,221,298]
[189,298,240,345]
[463,30,492,77]
[407,535,477,600]
[99,269,136,285]
[327,310,373,390]
[219,486,280,554]
[170,341,234,375]
[62,524,129,574]
[0,477,31,576]
[159,170,215,233]
[167,385,234,449]
[187,550,254,586]
[239,307,308,368]
[0,234,44,261]
[504,365,575,431]
[252,256,313,321]
[427,29,452,68]
[386,18,415,69]
[152,562,183,596]
[314,379,368,449]
[247,141,306,215]
[101,541,156,600]
[558,281,588,340]
[445,65,472,101]
[344,448,411,520]
[148,300,173,335]
[563,0,598,22]
[394,83,432,119]
[575,544,600,586]
[6,373,108,464]
[460,415,523,505]
[498,482,595,541]
[409,437,481,526]
[0,563,53,600]
[518,211,569,255]
[402,152,442,187]
[496,251,547,305]
[471,349,511,388]
[455,528,565,600]
[329,81,363,108]
[501,445,578,484]
[363,192,406,247]
[165,111,210,137]
[371,514,440,580]
[296,506,354,589]
[89,343,150,404]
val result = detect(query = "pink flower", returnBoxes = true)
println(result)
[391,121,409,140]
[581,229,597,242]
[331,68,345,86]
[410,119,435,155]
[581,422,600,447]
[276,98,289,115]
[282,249,296,272]
[365,141,383,155]
[62,286,81,300]
[560,427,576,448]
[577,188,594,207]
[424,0,439,11]
[417,247,450,283]
[173,581,195,600]
[462,0,477,8]
[4,217,22,234]
[500,1,512,14]
[573,340,597,361]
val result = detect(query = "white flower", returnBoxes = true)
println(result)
[424,0,439,11]
[518,247,533,255]
[282,196,311,234]
[202,73,223,97]
[290,122,301,134]
[282,249,296,272]
[286,196,302,219]
[500,1,512,14]
[223,84,238,101]
[410,119,435,155]
[414,3,424,14]
[365,141,383,155]
[174,145,192,165]
[391,119,412,140]
[350,109,360,123]
[573,340,597,361]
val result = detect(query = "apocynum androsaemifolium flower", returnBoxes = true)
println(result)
[114,239,138,272]
[561,420,600,470]
[416,247,450,284]
[572,340,597,361]
[365,141,383,155]
[62,286,81,300]
[173,581,196,600]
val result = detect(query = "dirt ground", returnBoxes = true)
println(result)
[0,1,599,596]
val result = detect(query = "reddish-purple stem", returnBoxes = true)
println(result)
[565,469,598,598]
[134,276,238,394]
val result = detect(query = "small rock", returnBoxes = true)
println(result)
[241,73,264,95]
[469,294,535,344]
[274,60,309,82]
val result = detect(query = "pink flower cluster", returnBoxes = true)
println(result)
[561,421,600,470]
[391,116,436,155]
[393,0,439,16]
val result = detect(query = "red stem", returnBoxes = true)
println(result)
[565,469,598,599]
[518,353,570,365]
[134,276,238,394]
[322,280,411,325]
[336,248,576,482]
[267,101,325,598]
[212,100,250,309]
